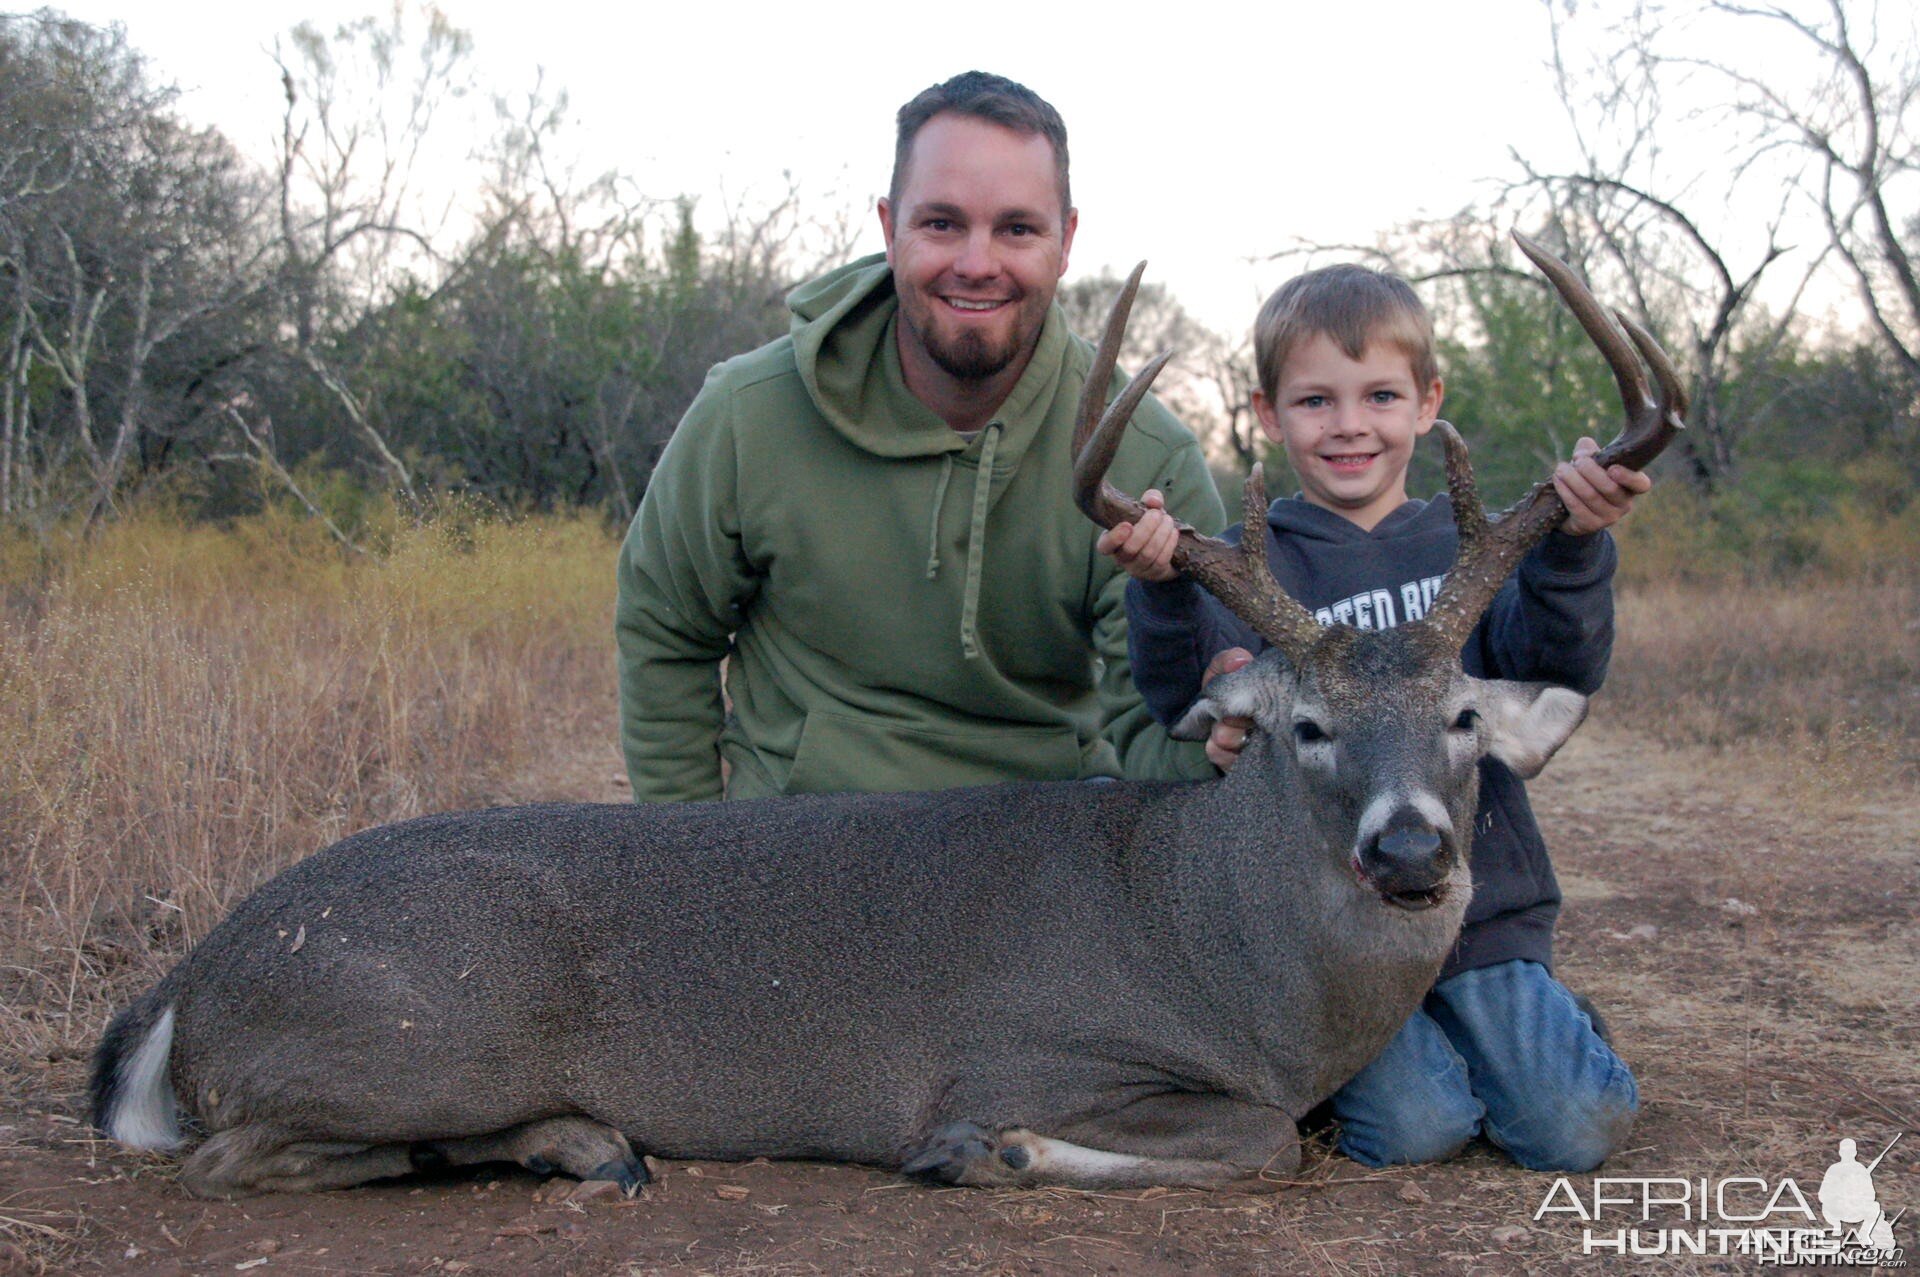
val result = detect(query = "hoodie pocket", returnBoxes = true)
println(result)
[784,710,1082,795]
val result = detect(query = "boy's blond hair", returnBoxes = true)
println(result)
[1253,265,1438,402]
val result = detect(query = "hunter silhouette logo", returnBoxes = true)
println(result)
[1821,1135,1902,1252]
[1534,1131,1907,1264]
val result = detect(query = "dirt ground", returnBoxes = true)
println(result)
[3,723,1914,1276]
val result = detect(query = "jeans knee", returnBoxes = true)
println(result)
[1340,1106,1481,1168]
[1498,1060,1640,1172]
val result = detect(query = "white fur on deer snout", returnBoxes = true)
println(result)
[103,1005,183,1151]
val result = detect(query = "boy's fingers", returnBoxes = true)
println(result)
[1140,488,1167,510]
[1612,465,1653,494]
[1095,523,1133,557]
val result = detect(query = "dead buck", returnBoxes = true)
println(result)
[91,235,1683,1196]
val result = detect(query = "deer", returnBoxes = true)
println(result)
[89,235,1684,1198]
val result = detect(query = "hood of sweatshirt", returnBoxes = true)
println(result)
[786,252,1072,472]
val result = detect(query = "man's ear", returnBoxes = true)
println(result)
[877,196,896,266]
[1058,205,1078,274]
[1170,659,1286,741]
[1477,680,1588,778]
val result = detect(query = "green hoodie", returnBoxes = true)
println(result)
[616,254,1225,802]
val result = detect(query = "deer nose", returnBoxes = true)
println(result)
[1359,823,1451,909]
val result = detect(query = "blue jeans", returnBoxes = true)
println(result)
[1332,959,1638,1172]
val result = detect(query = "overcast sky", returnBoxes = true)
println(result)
[51,0,1845,336]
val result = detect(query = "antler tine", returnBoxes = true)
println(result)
[1418,236,1689,651]
[1072,264,1323,663]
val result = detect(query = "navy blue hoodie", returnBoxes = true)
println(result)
[1125,494,1616,981]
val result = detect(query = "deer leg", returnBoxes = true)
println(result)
[410,1115,647,1189]
[179,1124,416,1197]
[901,1092,1298,1190]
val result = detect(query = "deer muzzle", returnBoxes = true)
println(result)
[1354,822,1455,912]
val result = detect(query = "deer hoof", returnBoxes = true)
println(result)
[589,1154,650,1190]
[901,1121,996,1183]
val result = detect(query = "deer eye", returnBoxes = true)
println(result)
[1293,720,1328,745]
[1451,709,1480,732]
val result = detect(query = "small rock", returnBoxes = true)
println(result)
[1721,897,1759,917]
[1607,923,1658,941]
[1491,1224,1530,1246]
[567,1179,629,1205]
[642,1155,663,1178]
[123,1246,145,1260]
[714,1184,750,1201]
[684,1166,704,1178]
[252,1239,280,1255]
[1396,1182,1431,1204]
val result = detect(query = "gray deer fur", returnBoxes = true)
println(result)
[90,627,1586,1197]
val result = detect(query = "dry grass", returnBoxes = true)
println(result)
[1599,578,1920,792]
[0,506,621,1104]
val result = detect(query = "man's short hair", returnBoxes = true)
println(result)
[890,71,1071,215]
[1253,265,1438,402]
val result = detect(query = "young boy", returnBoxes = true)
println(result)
[1097,264,1646,1173]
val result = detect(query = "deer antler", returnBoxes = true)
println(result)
[1073,263,1324,665]
[1416,233,1688,650]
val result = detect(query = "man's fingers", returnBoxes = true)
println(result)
[1206,714,1254,771]
[1202,646,1255,688]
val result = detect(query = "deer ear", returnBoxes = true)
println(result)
[1169,661,1285,741]
[1478,682,1588,778]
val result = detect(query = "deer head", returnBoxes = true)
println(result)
[1077,237,1686,910]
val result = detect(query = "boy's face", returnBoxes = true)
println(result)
[1254,333,1444,531]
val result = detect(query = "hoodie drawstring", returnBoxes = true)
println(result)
[924,455,954,578]
[922,425,1001,661]
[958,424,1000,661]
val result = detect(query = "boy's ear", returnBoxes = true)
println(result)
[1415,376,1445,435]
[1252,390,1283,445]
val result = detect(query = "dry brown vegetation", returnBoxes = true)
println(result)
[0,500,1913,1273]
[0,508,619,1119]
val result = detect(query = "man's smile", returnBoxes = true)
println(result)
[942,296,1013,314]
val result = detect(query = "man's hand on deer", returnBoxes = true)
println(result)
[1555,435,1653,536]
[1201,646,1255,772]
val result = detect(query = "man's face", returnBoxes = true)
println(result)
[879,113,1076,385]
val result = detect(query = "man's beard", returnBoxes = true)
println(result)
[899,292,1042,383]
[924,326,1017,381]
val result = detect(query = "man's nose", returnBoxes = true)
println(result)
[953,229,1000,278]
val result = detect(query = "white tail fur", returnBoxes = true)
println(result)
[104,1005,182,1150]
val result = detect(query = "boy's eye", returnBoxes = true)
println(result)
[1370,390,1401,404]
[1297,395,1327,409]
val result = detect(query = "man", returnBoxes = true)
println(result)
[616,71,1224,801]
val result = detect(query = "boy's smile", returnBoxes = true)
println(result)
[1255,333,1444,531]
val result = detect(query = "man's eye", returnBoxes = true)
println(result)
[1006,223,1034,236]
[924,218,954,232]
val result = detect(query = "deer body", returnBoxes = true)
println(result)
[97,709,1489,1194]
